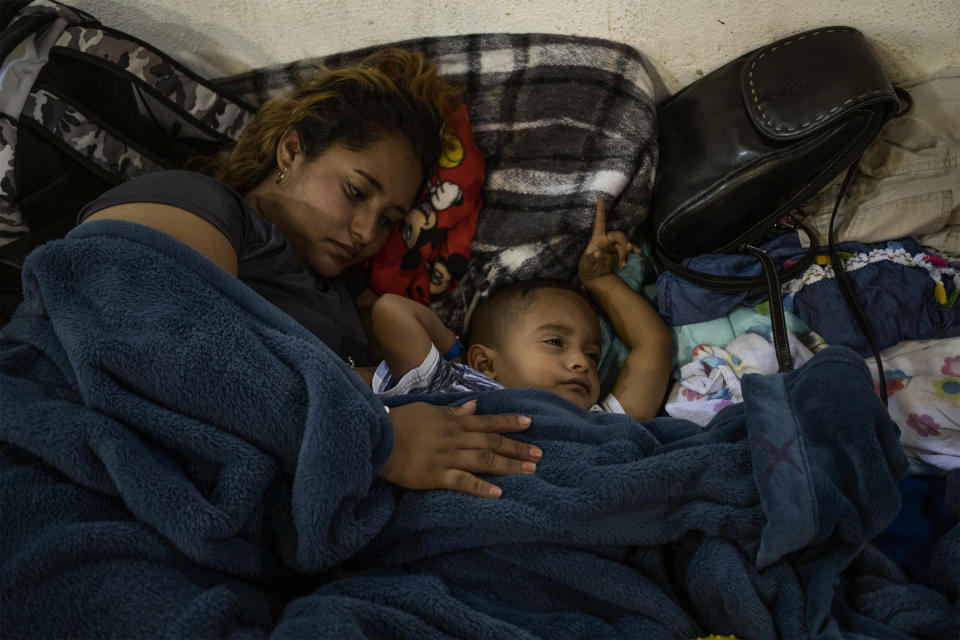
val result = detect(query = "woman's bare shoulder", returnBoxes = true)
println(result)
[83,203,238,276]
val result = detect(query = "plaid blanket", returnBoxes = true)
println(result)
[214,34,657,333]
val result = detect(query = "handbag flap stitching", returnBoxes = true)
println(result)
[742,27,897,140]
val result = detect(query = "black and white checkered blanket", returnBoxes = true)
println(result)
[215,34,657,333]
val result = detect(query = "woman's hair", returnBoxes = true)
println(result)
[465,279,593,349]
[196,48,461,194]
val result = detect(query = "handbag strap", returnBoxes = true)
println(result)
[835,86,913,404]
[741,243,794,370]
[654,165,888,385]
[827,163,888,405]
[654,221,816,373]
[653,220,819,292]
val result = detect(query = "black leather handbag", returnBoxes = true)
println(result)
[649,26,910,393]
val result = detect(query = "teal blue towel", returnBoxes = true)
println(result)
[2,220,956,639]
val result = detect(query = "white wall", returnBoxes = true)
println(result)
[75,0,958,94]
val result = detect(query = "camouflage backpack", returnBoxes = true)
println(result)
[0,0,256,324]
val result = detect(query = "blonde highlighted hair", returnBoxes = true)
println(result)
[195,48,461,194]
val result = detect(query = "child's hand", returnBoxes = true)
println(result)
[577,199,640,284]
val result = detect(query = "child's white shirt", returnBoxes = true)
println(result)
[372,344,625,414]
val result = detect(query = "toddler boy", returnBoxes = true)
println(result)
[370,201,672,420]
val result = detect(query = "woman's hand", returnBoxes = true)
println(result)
[380,400,541,498]
[577,199,640,284]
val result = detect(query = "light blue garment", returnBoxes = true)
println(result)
[597,252,812,385]
[670,307,813,369]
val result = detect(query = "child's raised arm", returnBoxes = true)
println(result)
[371,293,460,380]
[578,200,673,421]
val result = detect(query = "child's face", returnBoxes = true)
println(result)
[492,288,602,410]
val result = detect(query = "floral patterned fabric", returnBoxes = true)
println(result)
[866,337,960,470]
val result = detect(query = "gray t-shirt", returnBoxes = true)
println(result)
[78,170,373,364]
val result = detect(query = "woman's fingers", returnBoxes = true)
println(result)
[381,400,542,498]
[453,405,541,459]
[442,469,505,498]
[438,442,540,497]
[454,404,541,460]
[451,443,538,475]
[451,400,533,433]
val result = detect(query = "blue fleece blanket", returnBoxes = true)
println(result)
[2,220,957,639]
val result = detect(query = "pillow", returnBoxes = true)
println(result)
[215,33,658,334]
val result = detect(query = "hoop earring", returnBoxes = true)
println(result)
[275,167,288,185]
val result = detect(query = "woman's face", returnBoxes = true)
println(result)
[256,132,423,278]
